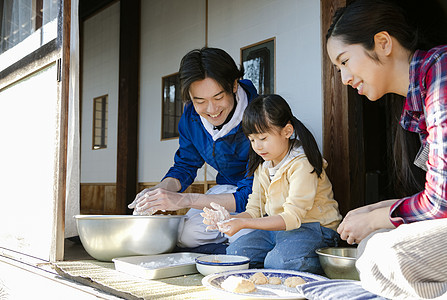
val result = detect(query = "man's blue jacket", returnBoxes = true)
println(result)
[163,79,258,212]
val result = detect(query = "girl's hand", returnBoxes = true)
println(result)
[201,202,230,231]
[217,218,245,236]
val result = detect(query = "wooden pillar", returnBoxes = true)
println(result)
[321,0,365,216]
[116,0,140,214]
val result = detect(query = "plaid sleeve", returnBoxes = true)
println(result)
[390,49,447,226]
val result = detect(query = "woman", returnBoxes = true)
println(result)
[128,47,258,253]
[326,0,447,298]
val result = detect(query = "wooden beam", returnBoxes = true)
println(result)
[116,0,140,214]
[79,0,117,21]
[321,0,365,216]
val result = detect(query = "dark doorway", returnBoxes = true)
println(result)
[359,0,447,205]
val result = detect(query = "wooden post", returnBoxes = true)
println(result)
[321,0,365,216]
[116,0,140,214]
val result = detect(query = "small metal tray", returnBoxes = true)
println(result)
[113,252,203,280]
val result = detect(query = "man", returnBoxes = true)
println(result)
[129,47,258,253]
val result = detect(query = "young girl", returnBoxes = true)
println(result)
[202,94,342,274]
[326,0,447,298]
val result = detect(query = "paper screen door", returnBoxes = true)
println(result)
[0,0,73,262]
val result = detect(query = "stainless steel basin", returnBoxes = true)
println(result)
[75,215,185,261]
[316,247,359,280]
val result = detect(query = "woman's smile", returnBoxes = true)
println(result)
[353,82,364,95]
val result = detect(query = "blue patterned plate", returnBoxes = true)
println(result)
[202,269,328,299]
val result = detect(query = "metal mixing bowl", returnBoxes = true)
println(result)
[74,215,185,261]
[316,247,359,280]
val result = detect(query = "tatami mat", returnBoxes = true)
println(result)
[52,260,220,299]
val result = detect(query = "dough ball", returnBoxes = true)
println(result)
[268,276,282,285]
[284,276,307,287]
[221,276,256,293]
[249,272,269,285]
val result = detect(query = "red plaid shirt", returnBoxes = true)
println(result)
[390,45,447,226]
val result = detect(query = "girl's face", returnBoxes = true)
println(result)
[189,77,237,127]
[248,124,294,167]
[326,36,389,101]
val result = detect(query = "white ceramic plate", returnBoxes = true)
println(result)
[202,269,328,299]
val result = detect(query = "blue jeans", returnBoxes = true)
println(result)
[226,222,339,274]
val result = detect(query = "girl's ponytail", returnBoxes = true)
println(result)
[291,117,323,178]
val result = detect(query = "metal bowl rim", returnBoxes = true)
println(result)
[315,247,357,260]
[74,214,185,220]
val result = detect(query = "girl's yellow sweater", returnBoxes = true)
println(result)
[245,154,342,231]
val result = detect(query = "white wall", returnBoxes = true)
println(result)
[80,2,120,183]
[139,0,207,182]
[138,0,323,183]
[207,0,323,146]
[81,0,323,184]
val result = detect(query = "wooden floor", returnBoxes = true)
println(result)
[0,240,121,299]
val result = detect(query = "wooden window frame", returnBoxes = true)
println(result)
[92,94,108,150]
[240,37,276,94]
[0,1,60,90]
[161,72,183,140]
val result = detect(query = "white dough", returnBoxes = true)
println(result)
[268,276,282,285]
[221,276,256,293]
[284,276,307,287]
[249,272,269,285]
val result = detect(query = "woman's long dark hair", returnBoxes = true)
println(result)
[242,94,323,178]
[387,95,426,197]
[327,0,429,196]
[326,0,424,55]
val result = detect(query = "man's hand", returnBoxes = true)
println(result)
[128,178,182,215]
[134,188,196,215]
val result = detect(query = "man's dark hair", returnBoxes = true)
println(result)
[179,47,244,103]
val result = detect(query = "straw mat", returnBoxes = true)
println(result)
[52,260,219,299]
